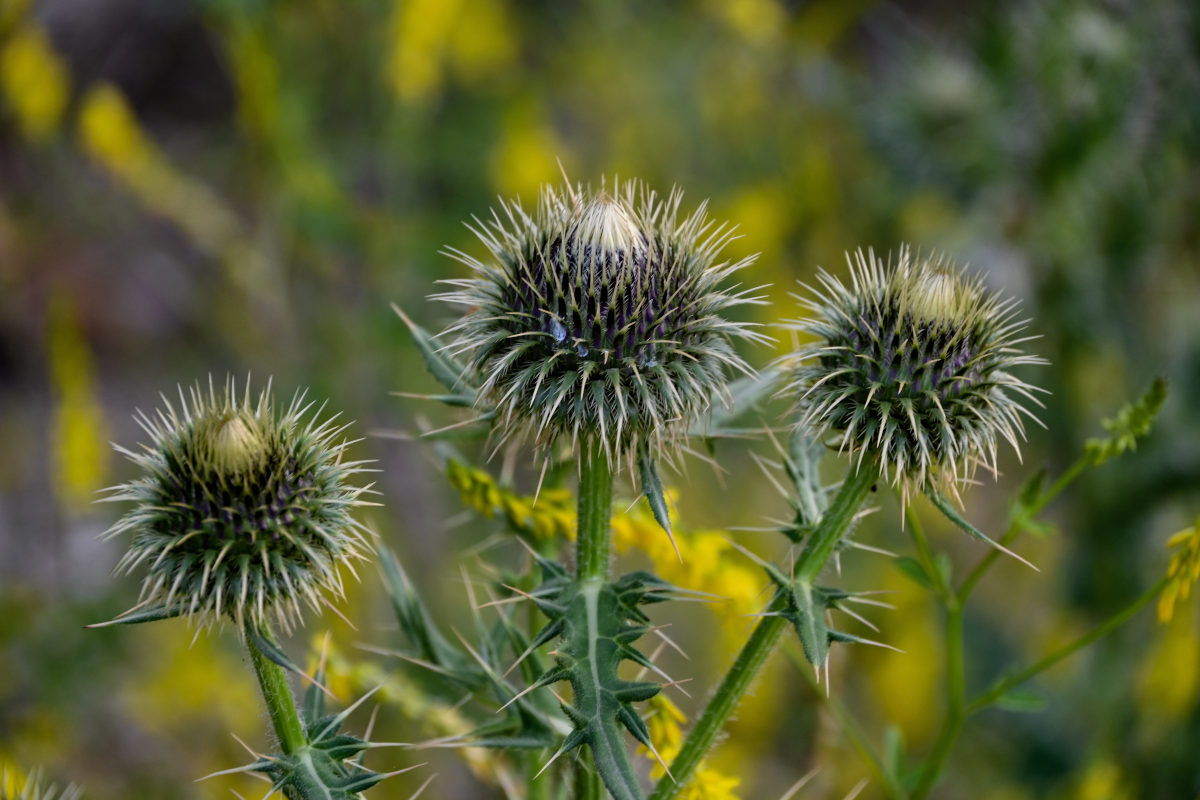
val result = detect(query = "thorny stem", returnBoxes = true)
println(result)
[649,463,879,800]
[244,621,306,755]
[576,439,615,583]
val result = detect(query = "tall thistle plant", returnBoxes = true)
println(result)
[87,182,1175,800]
[92,380,399,799]
[410,178,768,798]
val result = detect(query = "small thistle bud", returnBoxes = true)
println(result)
[437,178,766,460]
[102,379,373,632]
[780,247,1046,492]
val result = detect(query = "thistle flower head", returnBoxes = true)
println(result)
[437,177,766,461]
[781,247,1046,492]
[103,379,373,633]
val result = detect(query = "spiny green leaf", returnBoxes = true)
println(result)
[926,489,1038,571]
[637,444,678,560]
[378,546,481,689]
[524,569,675,800]
[784,428,829,531]
[247,625,307,679]
[86,603,185,628]
[393,302,477,397]
[694,367,780,437]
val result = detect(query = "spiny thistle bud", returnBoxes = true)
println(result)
[780,247,1046,493]
[102,379,373,633]
[437,178,767,461]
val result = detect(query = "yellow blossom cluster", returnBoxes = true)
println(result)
[445,459,575,542]
[444,461,767,637]
[611,498,767,637]
[0,21,69,142]
[639,694,741,800]
[1159,517,1200,622]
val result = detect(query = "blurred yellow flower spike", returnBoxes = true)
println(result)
[1158,517,1200,623]
[77,83,156,177]
[487,106,568,199]
[386,0,514,106]
[0,23,70,142]
[47,295,109,513]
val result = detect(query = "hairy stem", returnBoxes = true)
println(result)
[244,622,306,754]
[576,439,615,583]
[649,463,879,800]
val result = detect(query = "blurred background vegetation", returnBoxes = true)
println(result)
[1,0,1198,797]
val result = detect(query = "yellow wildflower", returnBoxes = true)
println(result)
[47,296,109,512]
[77,83,156,177]
[446,459,574,542]
[1159,517,1200,623]
[0,23,69,142]
[639,694,741,798]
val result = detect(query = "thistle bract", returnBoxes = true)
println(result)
[103,380,373,632]
[438,178,765,460]
[781,247,1045,492]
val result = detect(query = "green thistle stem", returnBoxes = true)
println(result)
[576,439,615,582]
[245,622,306,755]
[649,463,878,800]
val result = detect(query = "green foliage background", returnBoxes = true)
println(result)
[1,0,1198,797]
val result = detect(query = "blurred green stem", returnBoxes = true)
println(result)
[245,622,306,754]
[649,464,878,800]
[967,576,1168,713]
[910,454,1139,798]
[784,639,904,798]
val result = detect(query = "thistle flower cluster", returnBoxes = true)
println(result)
[103,380,373,632]
[780,247,1045,493]
[437,178,766,461]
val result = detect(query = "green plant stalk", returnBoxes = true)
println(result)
[527,751,552,800]
[912,455,1093,797]
[967,576,1168,714]
[959,455,1089,602]
[649,463,879,800]
[576,439,615,582]
[784,639,904,798]
[910,604,964,799]
[245,622,306,755]
[576,762,605,800]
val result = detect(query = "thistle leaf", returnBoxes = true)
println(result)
[893,556,934,590]
[524,567,675,800]
[637,445,679,560]
[993,689,1046,713]
[393,302,477,397]
[925,489,1037,571]
[784,428,829,530]
[86,603,185,628]
[694,367,780,438]
[247,625,307,679]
